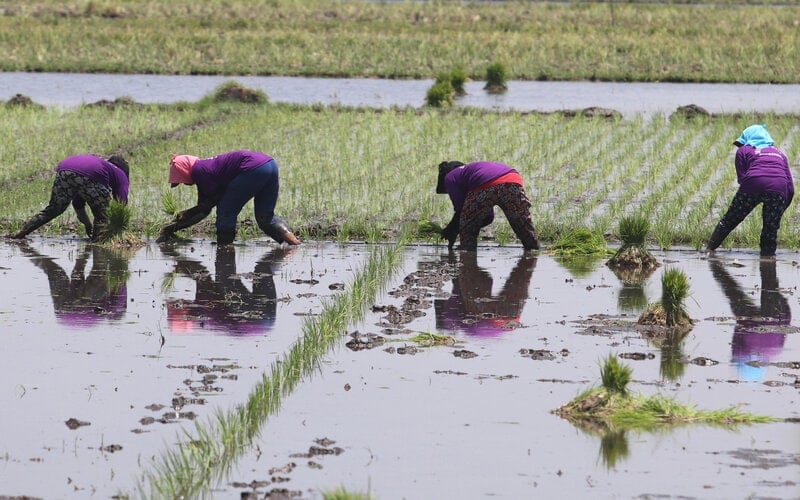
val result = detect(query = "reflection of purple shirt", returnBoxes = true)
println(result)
[444,161,518,213]
[735,145,794,200]
[439,295,519,337]
[56,286,128,327]
[58,155,129,203]
[191,150,273,198]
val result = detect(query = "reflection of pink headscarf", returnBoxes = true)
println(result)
[169,154,198,186]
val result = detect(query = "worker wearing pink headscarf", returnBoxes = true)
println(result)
[157,150,300,245]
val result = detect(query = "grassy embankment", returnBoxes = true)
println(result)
[0,0,797,83]
[1,94,799,250]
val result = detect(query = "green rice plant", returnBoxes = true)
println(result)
[404,332,456,347]
[425,79,455,107]
[449,66,468,96]
[607,215,659,271]
[484,62,508,93]
[161,190,179,217]
[96,199,141,246]
[661,267,690,327]
[600,354,632,395]
[618,215,648,246]
[550,228,610,256]
[323,487,371,500]
[555,359,777,431]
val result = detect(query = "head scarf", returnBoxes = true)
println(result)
[734,124,775,149]
[168,154,199,186]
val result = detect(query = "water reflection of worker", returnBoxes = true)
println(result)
[166,245,294,336]
[435,252,535,337]
[709,258,790,381]
[16,242,129,327]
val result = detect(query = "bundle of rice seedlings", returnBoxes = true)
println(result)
[417,220,443,237]
[607,215,659,271]
[638,267,692,329]
[96,200,143,248]
[550,228,611,256]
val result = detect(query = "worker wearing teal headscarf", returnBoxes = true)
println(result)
[706,124,794,257]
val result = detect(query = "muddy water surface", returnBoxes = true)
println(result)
[0,239,798,499]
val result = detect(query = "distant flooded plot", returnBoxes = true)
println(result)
[1,239,796,498]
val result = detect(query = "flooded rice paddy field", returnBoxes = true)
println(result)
[1,239,798,499]
[3,72,800,119]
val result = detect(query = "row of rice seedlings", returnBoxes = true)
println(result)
[2,2,798,83]
[133,236,409,499]
[4,96,800,248]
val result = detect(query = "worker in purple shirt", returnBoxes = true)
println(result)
[11,154,130,240]
[436,160,539,251]
[157,150,301,245]
[706,124,794,257]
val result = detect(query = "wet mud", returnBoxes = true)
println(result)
[0,240,798,499]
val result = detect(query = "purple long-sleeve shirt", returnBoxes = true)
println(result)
[57,155,129,203]
[443,161,520,213]
[191,150,273,199]
[735,145,794,200]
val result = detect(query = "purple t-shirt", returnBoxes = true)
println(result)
[444,161,518,212]
[735,145,794,199]
[191,150,273,198]
[57,155,129,203]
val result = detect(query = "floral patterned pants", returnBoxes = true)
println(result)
[459,183,538,251]
[19,170,111,237]
[708,191,788,256]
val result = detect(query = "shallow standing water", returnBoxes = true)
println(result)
[3,72,800,119]
[0,238,797,498]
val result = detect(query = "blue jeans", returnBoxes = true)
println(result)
[216,159,279,235]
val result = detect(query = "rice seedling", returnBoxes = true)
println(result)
[554,353,777,431]
[607,215,659,271]
[638,267,692,330]
[600,355,632,395]
[425,79,455,108]
[323,487,372,500]
[550,229,610,256]
[95,200,143,248]
[484,62,508,93]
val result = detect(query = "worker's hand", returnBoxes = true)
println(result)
[440,223,458,249]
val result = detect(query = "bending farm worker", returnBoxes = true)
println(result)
[157,150,301,245]
[11,154,130,241]
[706,124,794,257]
[436,160,539,251]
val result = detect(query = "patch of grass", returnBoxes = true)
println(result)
[618,215,648,246]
